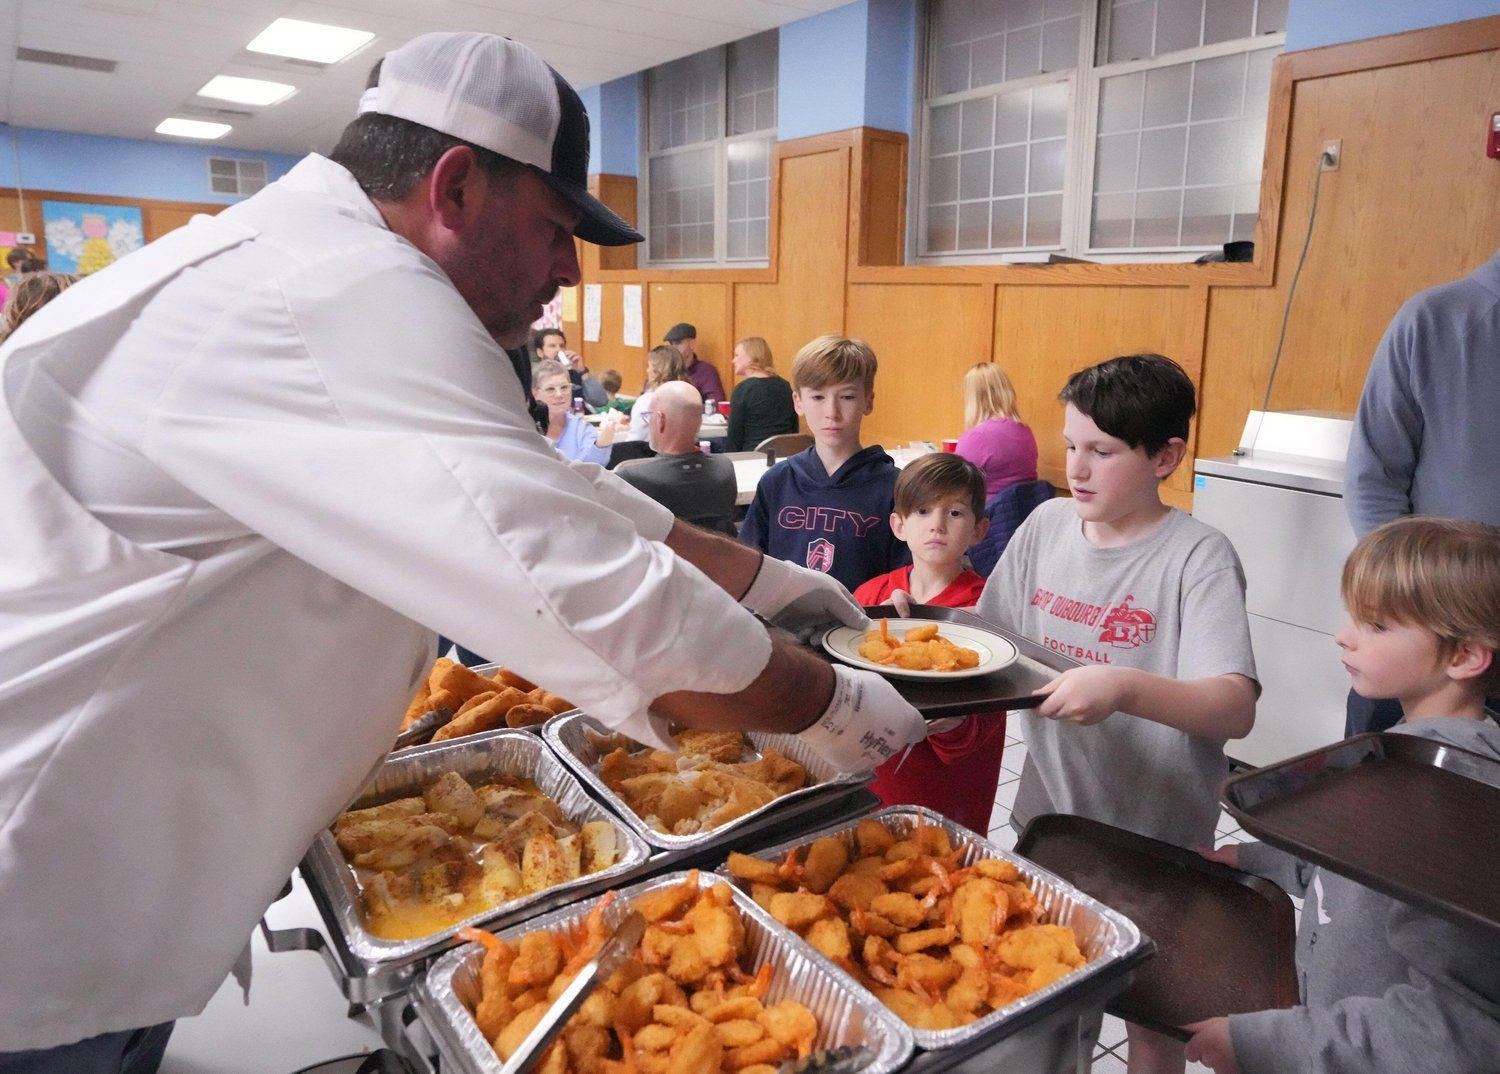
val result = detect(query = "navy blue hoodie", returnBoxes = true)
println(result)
[740,445,910,593]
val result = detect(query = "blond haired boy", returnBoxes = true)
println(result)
[739,334,908,593]
[1188,516,1500,1074]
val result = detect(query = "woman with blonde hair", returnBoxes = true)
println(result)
[726,335,797,451]
[0,271,77,341]
[956,362,1038,499]
[624,345,687,441]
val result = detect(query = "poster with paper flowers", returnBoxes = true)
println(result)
[43,201,145,275]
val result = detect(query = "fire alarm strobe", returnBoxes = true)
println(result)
[1489,112,1500,160]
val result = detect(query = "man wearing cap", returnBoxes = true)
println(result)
[0,33,928,1069]
[664,321,726,404]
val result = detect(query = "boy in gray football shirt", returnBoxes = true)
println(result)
[978,354,1258,850]
[977,354,1258,1073]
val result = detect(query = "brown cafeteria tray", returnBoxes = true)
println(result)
[809,603,1078,720]
[1222,732,1500,937]
[1015,813,1298,1039]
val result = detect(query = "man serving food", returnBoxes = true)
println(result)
[0,34,928,1070]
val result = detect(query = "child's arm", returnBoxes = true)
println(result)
[1201,841,1316,898]
[1032,666,1256,740]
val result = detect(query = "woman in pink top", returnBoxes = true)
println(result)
[955,362,1038,499]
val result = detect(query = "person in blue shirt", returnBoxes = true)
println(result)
[533,360,622,465]
[740,334,908,594]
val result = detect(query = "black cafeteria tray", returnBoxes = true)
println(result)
[1016,813,1298,1040]
[809,603,1078,720]
[1222,732,1500,937]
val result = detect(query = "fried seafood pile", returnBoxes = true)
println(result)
[334,771,618,939]
[401,658,575,740]
[597,730,808,836]
[858,621,981,672]
[459,874,821,1074]
[728,818,1087,1030]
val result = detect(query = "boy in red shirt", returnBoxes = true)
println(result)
[853,453,1004,833]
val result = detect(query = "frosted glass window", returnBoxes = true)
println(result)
[1104,0,1269,62]
[927,0,1084,95]
[648,51,719,152]
[923,82,1071,254]
[650,149,716,260]
[728,31,777,137]
[1089,43,1277,249]
[726,138,772,261]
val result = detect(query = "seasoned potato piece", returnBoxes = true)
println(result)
[422,772,484,830]
[335,797,426,832]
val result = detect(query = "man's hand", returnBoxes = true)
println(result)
[741,555,868,638]
[1184,1017,1241,1074]
[797,665,928,776]
[1032,665,1137,725]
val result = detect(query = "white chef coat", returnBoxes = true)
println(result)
[0,154,771,1050]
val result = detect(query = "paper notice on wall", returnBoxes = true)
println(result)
[583,283,602,342]
[622,284,644,348]
[560,285,579,323]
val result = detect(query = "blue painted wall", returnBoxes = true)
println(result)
[863,0,920,135]
[778,2,873,141]
[1286,0,1500,50]
[598,76,640,176]
[3,125,303,206]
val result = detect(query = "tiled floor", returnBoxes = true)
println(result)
[988,733,1248,1073]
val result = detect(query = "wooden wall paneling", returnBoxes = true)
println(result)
[647,281,732,392]
[994,286,1203,497]
[588,175,640,272]
[1198,47,1500,462]
[734,146,852,376]
[845,283,995,448]
[851,129,908,268]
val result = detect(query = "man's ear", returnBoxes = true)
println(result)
[1153,437,1188,479]
[427,145,484,232]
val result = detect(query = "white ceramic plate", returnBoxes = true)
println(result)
[821,618,1019,680]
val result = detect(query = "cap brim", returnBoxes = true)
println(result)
[543,174,643,247]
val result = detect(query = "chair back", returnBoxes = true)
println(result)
[753,433,813,462]
[969,479,1054,577]
[607,440,655,469]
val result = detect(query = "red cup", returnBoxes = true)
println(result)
[717,401,731,417]
[941,438,959,453]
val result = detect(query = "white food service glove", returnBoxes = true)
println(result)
[797,664,929,776]
[741,554,869,638]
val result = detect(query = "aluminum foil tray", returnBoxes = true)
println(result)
[412,870,916,1074]
[543,711,868,851]
[719,805,1149,1051]
[302,728,651,972]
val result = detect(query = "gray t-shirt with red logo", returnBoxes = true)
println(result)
[977,499,1258,848]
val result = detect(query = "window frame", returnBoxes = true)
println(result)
[638,40,777,269]
[914,0,1285,265]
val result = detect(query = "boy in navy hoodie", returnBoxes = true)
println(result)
[740,334,909,594]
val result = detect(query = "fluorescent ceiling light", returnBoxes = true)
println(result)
[156,117,232,140]
[197,74,296,107]
[246,18,373,64]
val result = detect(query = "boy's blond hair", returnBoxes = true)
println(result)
[963,362,1022,428]
[1342,516,1500,693]
[790,334,877,393]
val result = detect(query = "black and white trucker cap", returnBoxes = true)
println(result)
[358,32,643,247]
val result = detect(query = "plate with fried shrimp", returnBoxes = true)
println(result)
[820,618,1018,681]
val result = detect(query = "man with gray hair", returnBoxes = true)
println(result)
[619,380,737,534]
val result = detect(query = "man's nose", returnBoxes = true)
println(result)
[554,236,582,288]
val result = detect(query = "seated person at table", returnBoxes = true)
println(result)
[726,335,797,451]
[664,321,725,404]
[852,453,1004,835]
[956,362,1038,499]
[617,381,737,535]
[1187,516,1500,1074]
[976,352,1258,1074]
[740,334,908,593]
[624,345,686,442]
[531,326,605,410]
[597,368,634,416]
[532,359,622,465]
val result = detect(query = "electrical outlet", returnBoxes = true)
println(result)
[1321,139,1342,171]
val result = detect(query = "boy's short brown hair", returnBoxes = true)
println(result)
[598,368,622,394]
[790,334,878,393]
[894,453,987,519]
[1342,516,1500,693]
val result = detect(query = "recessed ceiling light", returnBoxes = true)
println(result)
[197,74,296,107]
[246,18,373,64]
[156,117,232,140]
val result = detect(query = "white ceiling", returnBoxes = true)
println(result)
[0,0,849,154]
